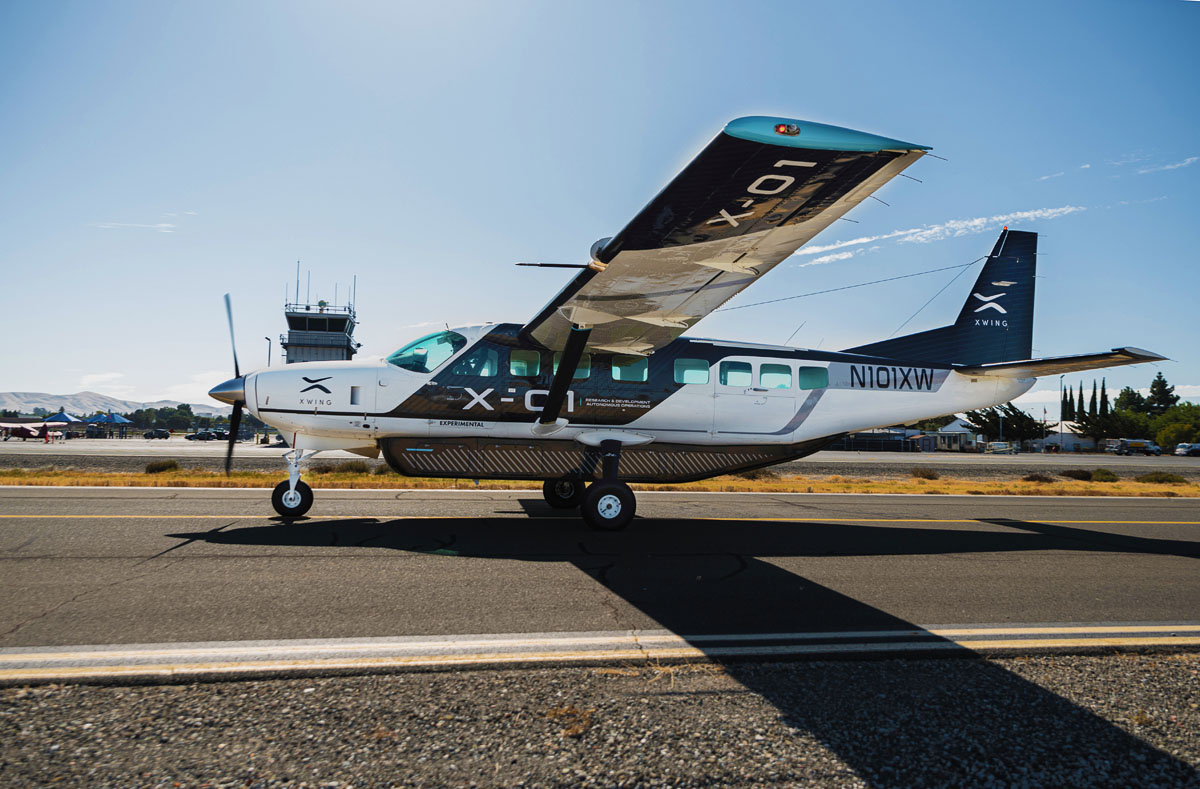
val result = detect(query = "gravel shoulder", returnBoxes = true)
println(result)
[2,654,1198,787]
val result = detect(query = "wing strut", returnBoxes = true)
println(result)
[532,325,591,436]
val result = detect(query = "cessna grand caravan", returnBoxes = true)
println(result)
[210,115,1164,529]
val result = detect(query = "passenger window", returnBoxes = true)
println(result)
[719,361,753,386]
[674,358,710,384]
[552,352,591,380]
[760,364,792,389]
[449,345,499,377]
[797,366,830,389]
[510,350,541,377]
[611,356,648,382]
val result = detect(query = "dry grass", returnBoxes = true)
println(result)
[544,706,594,738]
[0,468,1196,497]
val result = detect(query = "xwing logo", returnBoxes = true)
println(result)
[300,376,333,394]
[972,291,1008,314]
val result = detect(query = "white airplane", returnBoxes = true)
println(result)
[210,115,1165,529]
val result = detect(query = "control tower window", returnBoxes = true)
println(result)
[386,331,467,373]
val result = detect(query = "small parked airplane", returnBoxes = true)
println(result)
[210,116,1165,528]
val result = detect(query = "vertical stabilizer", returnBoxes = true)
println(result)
[845,229,1037,365]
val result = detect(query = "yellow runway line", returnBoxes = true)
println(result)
[3,637,1199,684]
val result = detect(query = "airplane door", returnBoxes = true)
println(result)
[713,359,796,438]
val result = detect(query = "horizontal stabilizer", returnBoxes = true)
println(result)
[955,347,1167,379]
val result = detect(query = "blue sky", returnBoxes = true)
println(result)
[1,0,1197,412]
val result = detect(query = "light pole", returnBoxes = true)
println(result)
[265,337,272,367]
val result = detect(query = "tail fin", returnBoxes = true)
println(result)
[845,228,1036,365]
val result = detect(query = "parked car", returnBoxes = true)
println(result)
[1175,443,1200,457]
[143,428,170,439]
[985,441,1017,455]
[185,431,215,441]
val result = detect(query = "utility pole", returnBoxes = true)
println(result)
[1058,374,1065,453]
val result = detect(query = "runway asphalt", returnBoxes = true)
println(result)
[0,488,1197,680]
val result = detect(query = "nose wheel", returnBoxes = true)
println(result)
[272,480,313,517]
[272,448,317,517]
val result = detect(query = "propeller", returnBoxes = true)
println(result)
[223,293,244,475]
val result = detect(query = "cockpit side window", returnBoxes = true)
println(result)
[386,331,467,373]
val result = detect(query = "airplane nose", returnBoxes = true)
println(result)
[208,376,246,405]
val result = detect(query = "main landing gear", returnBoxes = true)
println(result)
[541,439,636,531]
[272,449,316,517]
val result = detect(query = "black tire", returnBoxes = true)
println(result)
[542,477,586,509]
[581,481,636,531]
[272,480,313,517]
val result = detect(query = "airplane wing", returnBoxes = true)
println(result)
[955,347,1167,378]
[521,115,929,355]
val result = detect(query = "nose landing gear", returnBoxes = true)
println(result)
[272,449,317,517]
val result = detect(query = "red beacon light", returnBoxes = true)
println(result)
[774,123,801,136]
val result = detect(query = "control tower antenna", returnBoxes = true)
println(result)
[353,274,357,309]
[295,261,300,303]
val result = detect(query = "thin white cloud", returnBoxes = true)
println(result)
[1079,164,1091,170]
[91,222,176,233]
[1115,196,1169,206]
[801,250,857,266]
[1107,152,1152,167]
[79,372,136,398]
[1137,156,1198,175]
[793,205,1086,260]
[897,205,1087,244]
[1036,172,1064,181]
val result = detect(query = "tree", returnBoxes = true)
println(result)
[962,403,1055,445]
[1157,423,1197,450]
[1075,408,1152,441]
[1066,388,1076,422]
[0,409,19,418]
[1078,383,1085,419]
[1146,372,1179,416]
[1088,380,1098,417]
[1100,378,1109,416]
[1114,386,1147,414]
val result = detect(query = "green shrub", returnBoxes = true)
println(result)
[1021,472,1054,483]
[145,460,179,474]
[373,464,392,475]
[1060,469,1092,481]
[310,463,335,474]
[1091,468,1119,483]
[1134,471,1188,484]
[911,467,939,480]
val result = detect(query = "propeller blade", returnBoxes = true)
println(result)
[225,401,243,475]
[224,293,240,379]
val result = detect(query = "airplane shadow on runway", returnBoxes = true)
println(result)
[169,506,1200,785]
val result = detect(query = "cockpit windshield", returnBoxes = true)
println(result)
[386,330,467,373]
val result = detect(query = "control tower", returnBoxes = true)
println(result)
[279,274,362,364]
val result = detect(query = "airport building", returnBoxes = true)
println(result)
[280,299,361,364]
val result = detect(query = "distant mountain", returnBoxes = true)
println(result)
[0,391,230,417]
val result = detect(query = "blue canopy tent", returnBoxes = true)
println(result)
[44,411,82,423]
[86,412,133,438]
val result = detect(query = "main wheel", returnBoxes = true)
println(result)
[542,477,586,509]
[581,481,636,531]
[272,480,313,517]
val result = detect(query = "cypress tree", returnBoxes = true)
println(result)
[1089,380,1098,417]
[1100,378,1109,416]
[1060,390,1069,421]
[1066,387,1076,421]
[1079,383,1086,419]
